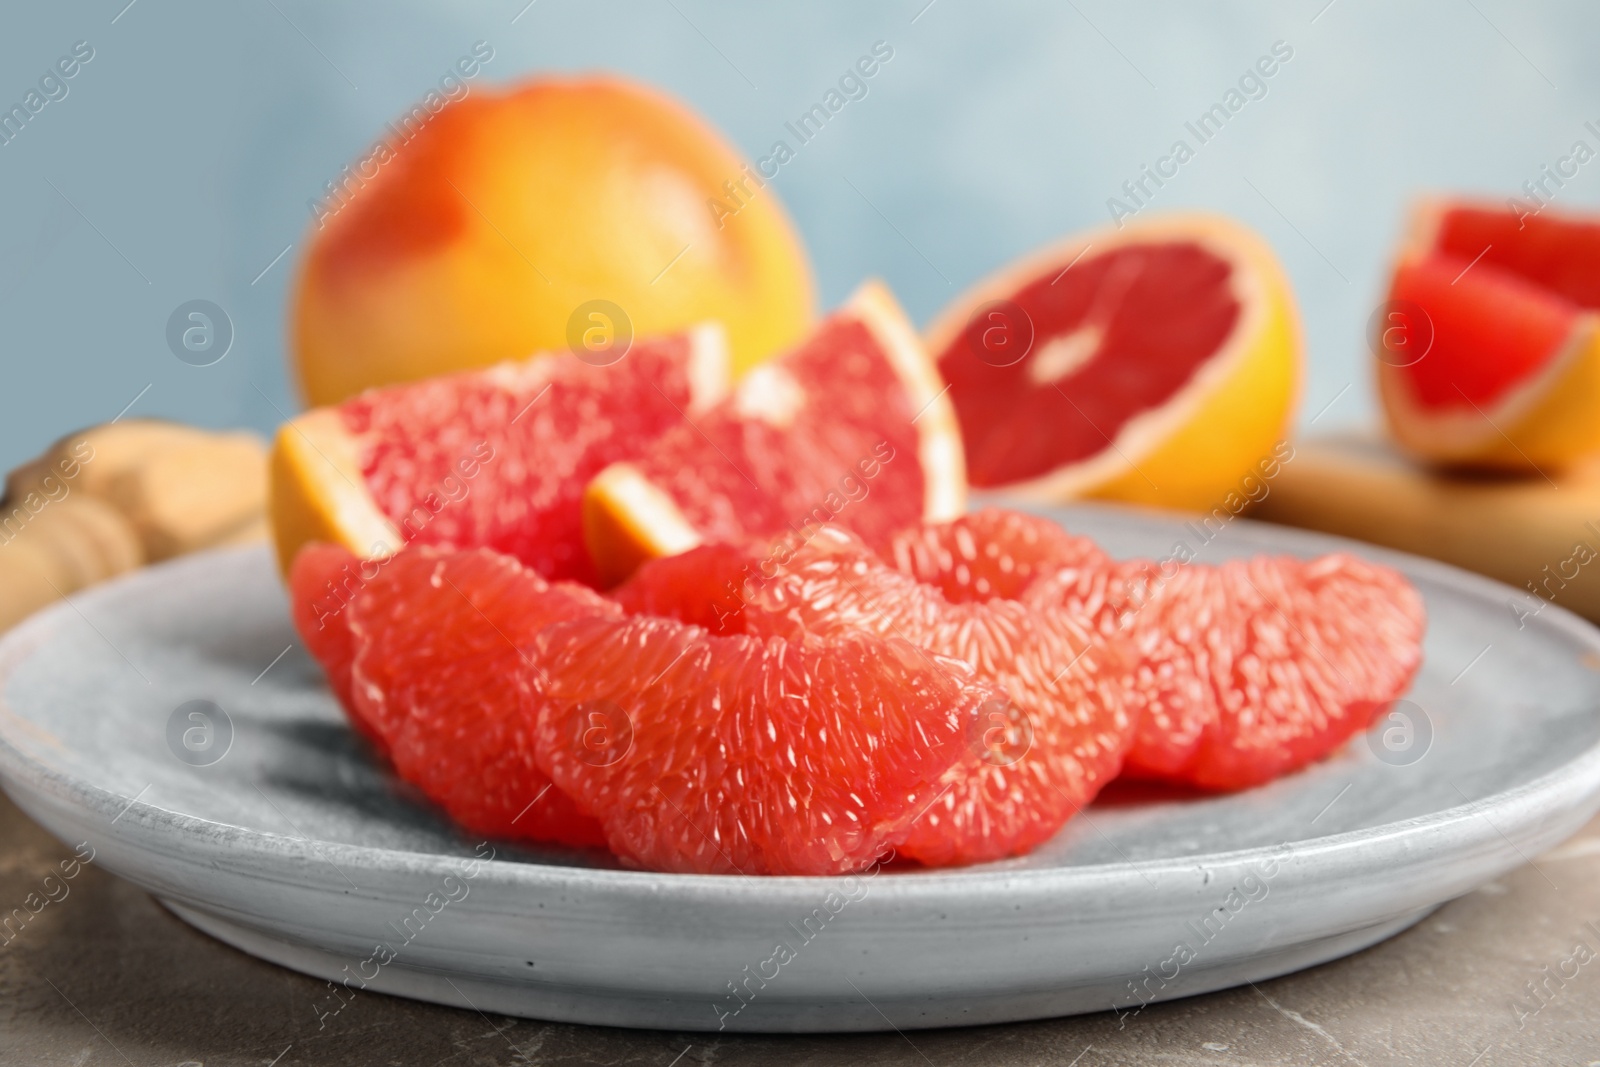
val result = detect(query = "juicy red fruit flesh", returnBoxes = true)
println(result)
[1032,550,1426,790]
[890,507,1109,601]
[534,607,995,875]
[291,499,1428,870]
[1388,254,1577,409]
[293,542,608,848]
[616,315,927,553]
[939,242,1241,487]
[724,516,1133,866]
[288,542,370,743]
[1433,205,1600,310]
[344,334,706,585]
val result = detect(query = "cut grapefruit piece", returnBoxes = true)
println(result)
[1417,198,1600,312]
[926,214,1300,512]
[1032,550,1426,790]
[532,602,997,875]
[582,280,965,585]
[270,326,728,584]
[290,541,608,847]
[742,520,1131,866]
[287,543,365,736]
[889,507,1109,601]
[609,511,1130,866]
[607,540,757,634]
[1379,199,1600,471]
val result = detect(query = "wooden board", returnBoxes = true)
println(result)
[1253,432,1600,625]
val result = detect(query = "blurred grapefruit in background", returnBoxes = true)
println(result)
[291,75,815,406]
[1377,199,1600,472]
[925,214,1302,513]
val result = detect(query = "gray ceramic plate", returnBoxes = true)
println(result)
[1,504,1598,1033]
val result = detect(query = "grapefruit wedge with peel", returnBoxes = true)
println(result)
[926,214,1300,512]
[582,280,965,586]
[1378,199,1600,471]
[270,326,728,585]
[288,542,609,847]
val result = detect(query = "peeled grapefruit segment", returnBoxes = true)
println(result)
[270,326,728,584]
[926,214,1300,512]
[288,543,365,736]
[606,510,1130,866]
[1379,200,1600,471]
[1033,550,1426,790]
[889,507,1109,601]
[533,606,995,875]
[607,540,758,634]
[291,542,608,847]
[582,280,965,585]
[743,519,1131,866]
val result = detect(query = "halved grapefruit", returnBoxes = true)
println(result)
[582,280,965,585]
[270,326,728,585]
[927,214,1300,512]
[1378,199,1600,471]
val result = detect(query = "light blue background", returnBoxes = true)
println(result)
[0,0,1592,470]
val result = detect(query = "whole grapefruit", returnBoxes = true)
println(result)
[292,75,814,406]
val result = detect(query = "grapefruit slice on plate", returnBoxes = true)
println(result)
[730,515,1132,867]
[533,596,998,875]
[1032,548,1426,790]
[287,502,1426,863]
[288,542,609,847]
[888,506,1108,600]
[582,280,965,585]
[288,543,363,728]
[1378,199,1600,471]
[270,326,728,585]
[607,515,1130,866]
[926,214,1300,512]
[289,536,1001,873]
